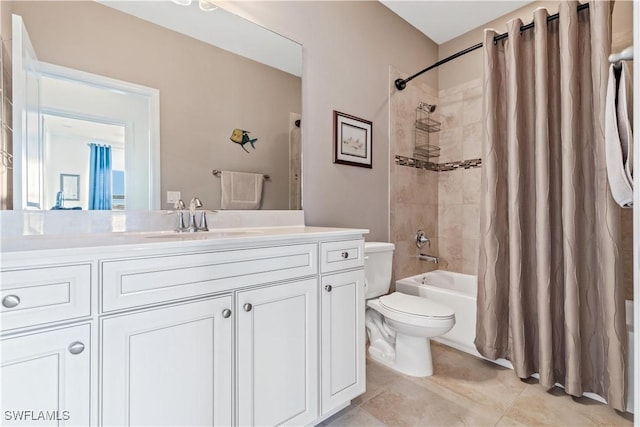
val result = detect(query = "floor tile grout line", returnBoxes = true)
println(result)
[494,380,531,426]
[354,348,631,427]
[358,405,389,427]
[354,388,385,408]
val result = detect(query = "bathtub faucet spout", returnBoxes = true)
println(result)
[419,253,439,264]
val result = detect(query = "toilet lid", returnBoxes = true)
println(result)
[379,292,455,319]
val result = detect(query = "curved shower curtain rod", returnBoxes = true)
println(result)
[395,2,590,91]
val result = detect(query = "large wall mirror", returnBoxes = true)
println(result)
[5,0,302,211]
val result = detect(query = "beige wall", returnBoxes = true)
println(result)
[219,1,438,241]
[9,1,439,239]
[11,1,301,211]
[435,0,634,299]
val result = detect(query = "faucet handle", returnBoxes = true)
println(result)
[416,229,431,248]
[198,211,209,231]
[174,199,186,210]
[175,211,187,232]
[188,212,198,232]
[190,197,203,209]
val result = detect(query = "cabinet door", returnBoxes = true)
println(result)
[237,279,318,426]
[320,270,365,415]
[101,296,233,427]
[1,324,91,426]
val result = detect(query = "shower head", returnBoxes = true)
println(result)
[420,102,436,113]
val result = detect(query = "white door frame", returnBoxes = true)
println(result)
[12,14,42,210]
[36,62,160,210]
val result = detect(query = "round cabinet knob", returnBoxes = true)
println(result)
[341,252,349,259]
[325,285,333,292]
[68,342,85,355]
[2,295,20,309]
[222,309,232,318]
[243,303,253,312]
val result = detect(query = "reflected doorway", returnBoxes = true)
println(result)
[42,114,125,210]
[12,12,160,210]
[289,113,302,210]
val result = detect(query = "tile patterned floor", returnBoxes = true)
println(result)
[319,343,634,427]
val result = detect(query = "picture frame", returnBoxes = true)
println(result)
[333,110,372,168]
[60,173,80,201]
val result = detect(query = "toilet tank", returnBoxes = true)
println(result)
[364,242,395,299]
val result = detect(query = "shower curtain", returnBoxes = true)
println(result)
[475,1,627,411]
[89,143,112,210]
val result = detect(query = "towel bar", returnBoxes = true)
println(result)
[212,169,270,181]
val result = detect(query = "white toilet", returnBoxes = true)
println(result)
[364,242,455,377]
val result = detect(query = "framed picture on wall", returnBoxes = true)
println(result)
[60,174,80,201]
[333,110,372,168]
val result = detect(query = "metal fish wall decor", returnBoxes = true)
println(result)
[230,129,258,153]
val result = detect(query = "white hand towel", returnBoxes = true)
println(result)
[605,62,634,208]
[220,171,265,210]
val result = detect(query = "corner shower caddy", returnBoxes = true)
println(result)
[413,102,441,160]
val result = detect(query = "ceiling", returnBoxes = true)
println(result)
[43,115,125,148]
[96,1,532,75]
[380,1,535,45]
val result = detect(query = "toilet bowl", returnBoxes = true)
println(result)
[364,242,455,377]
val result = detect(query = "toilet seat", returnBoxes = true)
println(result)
[367,293,455,331]
[379,292,454,320]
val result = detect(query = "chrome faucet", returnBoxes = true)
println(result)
[416,229,438,263]
[416,229,430,248]
[174,199,188,232]
[174,198,208,232]
[418,253,439,264]
[188,197,208,232]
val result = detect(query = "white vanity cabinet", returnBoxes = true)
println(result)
[100,296,234,426]
[318,239,366,417]
[0,324,91,427]
[0,262,93,427]
[1,227,367,427]
[237,278,318,426]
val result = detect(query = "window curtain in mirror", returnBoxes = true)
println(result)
[475,1,627,410]
[88,143,112,210]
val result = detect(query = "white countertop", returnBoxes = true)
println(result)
[0,211,369,264]
[0,226,369,260]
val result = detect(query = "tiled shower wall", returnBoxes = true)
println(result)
[389,67,439,284]
[436,79,483,274]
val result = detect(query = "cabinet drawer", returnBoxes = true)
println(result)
[101,243,318,312]
[0,264,92,331]
[320,239,364,273]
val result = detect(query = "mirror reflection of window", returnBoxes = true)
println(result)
[112,170,125,210]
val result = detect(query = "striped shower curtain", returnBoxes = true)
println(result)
[475,1,627,411]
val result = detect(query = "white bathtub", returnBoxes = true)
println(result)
[396,270,635,413]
